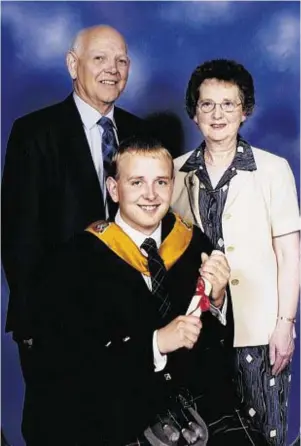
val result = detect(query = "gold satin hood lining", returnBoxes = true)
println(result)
[85,213,193,275]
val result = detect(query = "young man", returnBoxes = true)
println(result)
[29,136,267,445]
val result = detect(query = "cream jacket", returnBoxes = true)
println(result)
[172,146,300,347]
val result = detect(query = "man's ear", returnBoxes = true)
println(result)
[106,177,119,203]
[66,51,78,80]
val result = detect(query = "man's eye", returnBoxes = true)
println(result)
[94,56,104,61]
[157,180,168,186]
[118,58,129,66]
[131,181,142,186]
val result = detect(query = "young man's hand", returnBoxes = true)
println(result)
[199,250,230,307]
[157,315,202,354]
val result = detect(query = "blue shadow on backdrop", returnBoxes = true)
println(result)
[1,2,300,445]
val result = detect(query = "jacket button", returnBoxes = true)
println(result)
[231,279,239,286]
[227,246,235,252]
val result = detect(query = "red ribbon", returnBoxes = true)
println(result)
[195,277,211,312]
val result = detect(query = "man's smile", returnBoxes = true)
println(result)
[138,204,160,212]
[100,79,118,85]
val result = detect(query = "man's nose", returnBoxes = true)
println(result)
[104,59,118,74]
[143,184,157,200]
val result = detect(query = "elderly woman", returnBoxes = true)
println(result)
[172,59,299,445]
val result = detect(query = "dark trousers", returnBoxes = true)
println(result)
[19,341,72,446]
[18,341,45,446]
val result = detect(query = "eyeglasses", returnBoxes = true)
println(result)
[197,100,242,113]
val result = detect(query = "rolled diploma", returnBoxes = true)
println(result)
[186,250,224,317]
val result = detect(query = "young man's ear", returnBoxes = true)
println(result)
[66,51,78,80]
[106,177,119,203]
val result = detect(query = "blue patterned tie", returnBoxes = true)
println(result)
[98,116,118,175]
[141,237,171,318]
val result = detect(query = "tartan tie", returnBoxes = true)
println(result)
[97,116,117,175]
[141,237,171,318]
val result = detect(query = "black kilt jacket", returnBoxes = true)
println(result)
[30,212,236,445]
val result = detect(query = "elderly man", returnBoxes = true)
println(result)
[1,25,146,444]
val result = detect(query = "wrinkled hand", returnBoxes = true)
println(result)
[157,315,202,354]
[199,250,230,305]
[269,321,295,376]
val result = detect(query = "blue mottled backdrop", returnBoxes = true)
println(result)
[1,1,300,445]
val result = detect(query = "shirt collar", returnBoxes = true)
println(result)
[115,209,162,250]
[180,135,257,173]
[73,92,116,130]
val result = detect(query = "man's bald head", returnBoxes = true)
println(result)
[67,25,130,115]
[71,25,127,57]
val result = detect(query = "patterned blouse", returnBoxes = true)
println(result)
[179,136,257,250]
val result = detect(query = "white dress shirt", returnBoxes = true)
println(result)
[73,92,118,218]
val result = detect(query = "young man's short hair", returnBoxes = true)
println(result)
[110,135,174,179]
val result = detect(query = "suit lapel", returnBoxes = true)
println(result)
[161,212,175,240]
[94,237,161,323]
[59,95,105,219]
[223,170,251,213]
[118,255,152,300]
[114,106,129,142]
[117,264,163,329]
[184,171,204,230]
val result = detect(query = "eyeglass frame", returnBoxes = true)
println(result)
[197,100,242,113]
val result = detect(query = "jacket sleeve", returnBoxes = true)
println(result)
[2,118,49,336]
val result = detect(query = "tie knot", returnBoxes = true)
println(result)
[98,116,115,131]
[141,237,158,255]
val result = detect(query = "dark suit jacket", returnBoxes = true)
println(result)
[1,94,147,337]
[30,213,235,445]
